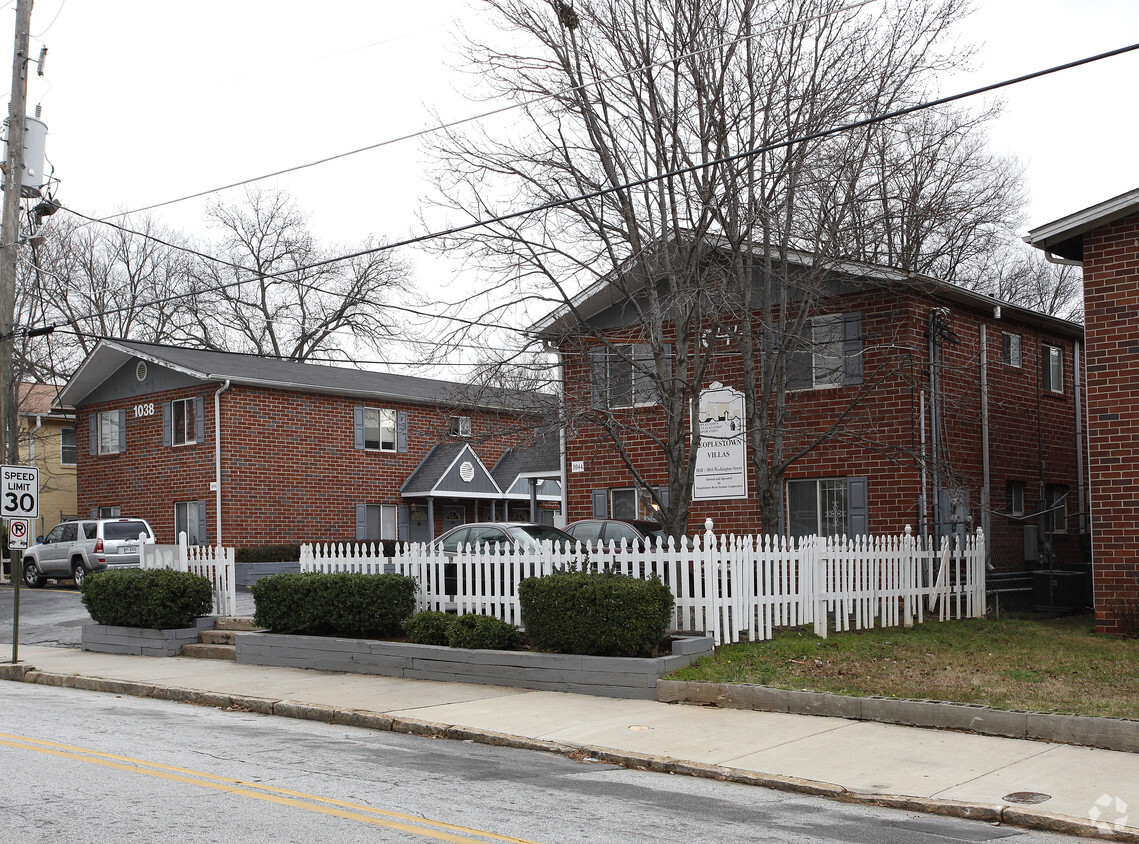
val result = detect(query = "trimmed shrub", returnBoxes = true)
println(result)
[403,610,453,645]
[519,570,674,657]
[251,572,416,637]
[235,544,302,563]
[446,614,522,650]
[81,568,213,629]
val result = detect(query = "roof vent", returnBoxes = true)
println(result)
[135,361,148,382]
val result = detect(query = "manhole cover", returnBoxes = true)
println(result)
[1003,792,1052,805]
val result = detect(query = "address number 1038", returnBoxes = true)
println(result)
[134,403,156,418]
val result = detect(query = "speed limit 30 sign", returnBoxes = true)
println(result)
[1,465,39,519]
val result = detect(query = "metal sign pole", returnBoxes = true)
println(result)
[10,544,18,664]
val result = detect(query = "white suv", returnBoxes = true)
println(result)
[22,518,155,588]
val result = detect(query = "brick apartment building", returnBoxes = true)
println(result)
[534,254,1087,576]
[57,340,560,548]
[1028,187,1139,634]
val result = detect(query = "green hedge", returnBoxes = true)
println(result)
[235,544,302,563]
[403,610,521,650]
[81,569,214,629]
[250,572,416,637]
[519,570,674,657]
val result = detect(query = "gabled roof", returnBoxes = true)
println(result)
[490,434,561,500]
[400,442,503,499]
[528,244,1083,340]
[18,383,71,417]
[58,339,523,411]
[1025,187,1139,263]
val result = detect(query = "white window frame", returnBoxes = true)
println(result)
[99,505,121,519]
[97,411,122,455]
[1043,344,1064,394]
[363,503,398,541]
[174,501,205,546]
[610,487,657,520]
[1002,332,1022,368]
[789,315,850,391]
[594,343,661,409]
[1007,481,1025,516]
[363,407,397,452]
[450,416,471,438]
[787,478,848,538]
[1045,485,1068,534]
[60,426,76,466]
[171,398,197,446]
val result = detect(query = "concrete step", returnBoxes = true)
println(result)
[199,630,236,646]
[214,617,262,632]
[180,643,237,661]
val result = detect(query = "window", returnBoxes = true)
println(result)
[1006,481,1025,516]
[788,313,862,390]
[1002,333,1022,368]
[99,506,121,519]
[590,343,670,409]
[1042,345,1063,393]
[1044,485,1068,534]
[364,407,397,451]
[171,398,197,446]
[97,411,122,455]
[83,523,97,540]
[788,478,849,538]
[175,501,208,546]
[60,427,76,466]
[610,487,658,520]
[450,416,471,438]
[361,503,397,542]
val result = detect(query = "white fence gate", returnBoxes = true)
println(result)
[141,532,237,618]
[300,526,986,645]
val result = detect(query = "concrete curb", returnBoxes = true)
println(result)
[658,680,1139,753]
[7,666,1138,842]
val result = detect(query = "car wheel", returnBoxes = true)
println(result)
[71,561,90,588]
[22,559,45,588]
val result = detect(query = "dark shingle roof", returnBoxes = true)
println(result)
[491,434,560,486]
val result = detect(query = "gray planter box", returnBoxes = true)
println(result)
[236,632,715,699]
[235,561,301,588]
[82,617,215,657]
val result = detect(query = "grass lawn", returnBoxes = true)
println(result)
[670,614,1139,719]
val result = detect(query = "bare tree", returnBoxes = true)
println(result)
[429,0,1012,536]
[184,188,409,362]
[978,243,1083,323]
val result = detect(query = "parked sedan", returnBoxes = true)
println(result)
[431,522,574,595]
[564,518,666,550]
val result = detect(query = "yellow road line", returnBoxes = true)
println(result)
[1,732,541,844]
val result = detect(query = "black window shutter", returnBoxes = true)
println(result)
[847,477,869,536]
[591,489,609,518]
[353,407,365,450]
[843,313,863,385]
[195,397,206,442]
[162,403,172,447]
[117,410,127,453]
[355,503,367,541]
[197,501,209,545]
[787,322,812,390]
[396,411,409,453]
[398,504,410,542]
[590,347,608,409]
[89,414,97,456]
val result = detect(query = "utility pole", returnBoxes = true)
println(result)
[2,0,32,664]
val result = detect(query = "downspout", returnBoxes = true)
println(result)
[29,413,41,462]
[214,380,231,547]
[544,340,568,528]
[1074,341,1086,535]
[980,325,991,557]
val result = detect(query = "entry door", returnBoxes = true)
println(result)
[408,506,430,543]
[442,506,465,534]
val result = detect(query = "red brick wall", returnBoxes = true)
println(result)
[561,286,1085,571]
[77,386,530,546]
[1081,213,1139,634]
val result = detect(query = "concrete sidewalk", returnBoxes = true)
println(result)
[4,644,1137,842]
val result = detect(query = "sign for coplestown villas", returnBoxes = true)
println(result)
[693,383,748,500]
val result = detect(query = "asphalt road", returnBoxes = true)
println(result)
[2,683,1083,844]
[0,581,89,648]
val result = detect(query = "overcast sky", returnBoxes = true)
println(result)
[10,0,1139,331]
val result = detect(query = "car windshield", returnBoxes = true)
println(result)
[104,521,149,541]
[507,525,570,546]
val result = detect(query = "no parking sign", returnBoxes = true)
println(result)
[7,518,28,550]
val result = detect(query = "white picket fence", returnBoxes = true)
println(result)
[300,526,986,645]
[141,532,237,618]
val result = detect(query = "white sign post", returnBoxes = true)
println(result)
[1,464,39,519]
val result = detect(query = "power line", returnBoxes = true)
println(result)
[85,0,875,224]
[22,39,1139,341]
